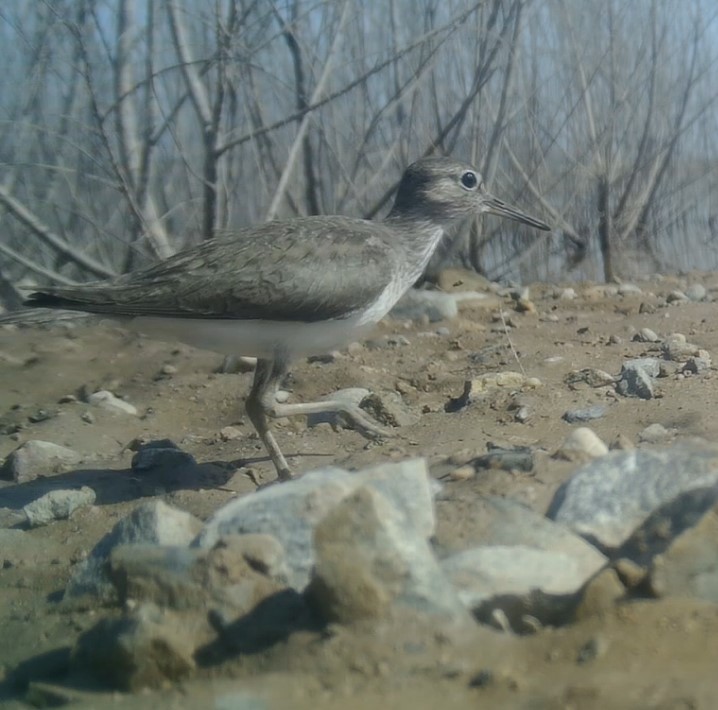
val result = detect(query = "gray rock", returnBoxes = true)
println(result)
[633,327,659,343]
[547,443,718,551]
[73,603,196,690]
[23,486,96,527]
[131,441,196,472]
[196,459,435,590]
[685,283,707,302]
[622,357,661,378]
[616,361,655,399]
[307,486,469,623]
[108,535,287,615]
[442,546,598,632]
[359,390,420,427]
[661,335,701,362]
[66,500,202,601]
[617,283,642,295]
[87,389,137,415]
[0,440,82,483]
[460,497,607,575]
[649,498,718,601]
[681,356,711,375]
[390,289,459,322]
[666,290,689,303]
[638,423,672,444]
[562,405,607,424]
[618,486,718,566]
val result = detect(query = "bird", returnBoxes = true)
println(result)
[24,156,551,482]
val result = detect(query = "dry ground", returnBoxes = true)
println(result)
[1,271,718,708]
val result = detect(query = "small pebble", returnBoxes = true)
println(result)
[554,428,608,462]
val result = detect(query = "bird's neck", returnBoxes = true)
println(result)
[382,212,448,281]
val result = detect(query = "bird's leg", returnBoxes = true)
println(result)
[245,358,293,481]
[245,356,393,482]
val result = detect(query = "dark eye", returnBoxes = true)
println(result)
[460,171,478,190]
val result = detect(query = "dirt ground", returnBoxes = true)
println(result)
[2,271,718,708]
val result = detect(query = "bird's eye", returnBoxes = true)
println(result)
[460,171,478,190]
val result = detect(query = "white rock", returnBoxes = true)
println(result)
[88,390,138,416]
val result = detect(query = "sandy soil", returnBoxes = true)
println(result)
[1,271,718,708]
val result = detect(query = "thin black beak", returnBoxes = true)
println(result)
[484,194,551,232]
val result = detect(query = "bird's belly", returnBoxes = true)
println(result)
[129,315,374,358]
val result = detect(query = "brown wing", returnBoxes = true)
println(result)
[25,217,398,322]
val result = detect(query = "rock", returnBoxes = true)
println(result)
[573,568,625,621]
[685,283,707,301]
[562,405,607,424]
[632,327,659,343]
[662,334,700,362]
[108,535,287,616]
[390,288,459,322]
[666,290,688,303]
[219,426,242,441]
[196,459,435,590]
[558,288,577,300]
[565,369,616,388]
[623,358,662,378]
[547,443,718,551]
[442,546,597,632]
[609,433,635,451]
[616,360,655,399]
[618,283,642,295]
[307,487,468,623]
[87,389,138,415]
[638,423,672,444]
[444,496,607,572]
[131,440,196,473]
[681,356,711,375]
[23,486,96,528]
[617,486,718,566]
[359,391,420,427]
[0,440,82,483]
[73,604,196,690]
[554,428,608,463]
[649,498,718,601]
[65,501,202,601]
[307,388,370,428]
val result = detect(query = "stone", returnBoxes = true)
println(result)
[131,441,196,473]
[65,500,202,601]
[662,335,700,362]
[390,288,459,322]
[554,428,608,463]
[573,568,625,621]
[452,497,607,576]
[666,290,688,303]
[108,535,286,615]
[616,361,655,399]
[0,440,82,483]
[547,443,718,551]
[23,486,96,527]
[562,405,607,424]
[87,390,138,415]
[307,487,468,623]
[685,283,707,301]
[73,604,196,690]
[681,356,711,375]
[633,327,659,343]
[196,459,435,590]
[649,499,718,602]
[442,545,599,632]
[359,390,420,427]
[617,283,642,295]
[638,423,672,444]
